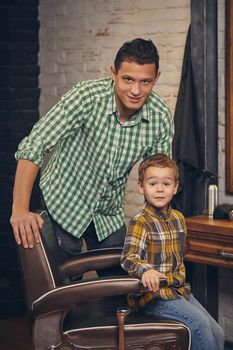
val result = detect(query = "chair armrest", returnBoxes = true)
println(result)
[32,276,140,317]
[60,248,123,277]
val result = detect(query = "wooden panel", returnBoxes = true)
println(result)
[185,216,233,268]
[186,215,233,236]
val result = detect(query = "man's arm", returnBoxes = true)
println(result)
[145,109,174,159]
[10,159,44,249]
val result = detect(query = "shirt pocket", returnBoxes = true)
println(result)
[95,179,125,215]
[112,139,154,178]
[174,229,186,261]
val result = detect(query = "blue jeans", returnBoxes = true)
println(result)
[142,294,224,350]
[50,217,127,277]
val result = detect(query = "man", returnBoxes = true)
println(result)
[10,38,174,266]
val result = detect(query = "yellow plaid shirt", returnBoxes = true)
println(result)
[121,204,191,309]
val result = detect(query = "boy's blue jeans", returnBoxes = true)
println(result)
[142,293,224,350]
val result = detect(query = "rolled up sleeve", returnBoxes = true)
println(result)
[15,83,90,167]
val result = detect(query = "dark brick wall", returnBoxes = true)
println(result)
[0,0,40,318]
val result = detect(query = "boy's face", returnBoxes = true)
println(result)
[111,61,159,121]
[138,166,178,214]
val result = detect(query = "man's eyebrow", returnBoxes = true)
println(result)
[122,74,154,81]
[122,74,133,78]
[141,77,154,81]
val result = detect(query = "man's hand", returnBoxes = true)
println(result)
[10,159,42,248]
[10,210,44,249]
[141,269,167,292]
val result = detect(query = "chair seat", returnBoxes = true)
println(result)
[63,296,190,350]
[65,324,188,350]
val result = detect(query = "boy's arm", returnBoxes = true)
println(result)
[121,218,152,277]
[121,219,162,274]
[121,218,167,292]
[10,159,44,249]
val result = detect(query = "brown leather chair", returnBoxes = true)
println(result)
[18,210,191,350]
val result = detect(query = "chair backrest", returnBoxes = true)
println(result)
[37,210,67,284]
[17,210,66,312]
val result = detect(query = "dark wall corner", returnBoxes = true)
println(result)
[0,0,40,318]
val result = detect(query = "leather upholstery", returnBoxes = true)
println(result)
[18,210,191,350]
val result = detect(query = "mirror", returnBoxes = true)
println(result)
[226,0,233,193]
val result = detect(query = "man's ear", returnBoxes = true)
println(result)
[138,180,144,194]
[111,65,116,81]
[154,71,161,85]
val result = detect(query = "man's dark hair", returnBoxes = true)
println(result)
[114,38,159,73]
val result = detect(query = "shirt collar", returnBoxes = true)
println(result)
[143,203,172,220]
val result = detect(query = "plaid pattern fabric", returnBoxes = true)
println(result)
[121,204,191,309]
[15,77,174,240]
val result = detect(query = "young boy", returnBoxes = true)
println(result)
[121,153,224,350]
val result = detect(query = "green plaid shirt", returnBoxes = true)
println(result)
[121,204,191,309]
[15,77,174,240]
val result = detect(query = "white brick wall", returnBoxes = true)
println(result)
[217,0,233,342]
[218,0,233,206]
[39,0,190,115]
[39,0,191,222]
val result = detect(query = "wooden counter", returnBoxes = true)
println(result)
[184,215,233,322]
[185,215,233,268]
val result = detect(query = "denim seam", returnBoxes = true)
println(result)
[145,301,206,350]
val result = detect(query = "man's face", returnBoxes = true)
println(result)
[111,61,159,121]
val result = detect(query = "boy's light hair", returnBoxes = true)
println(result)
[138,153,179,182]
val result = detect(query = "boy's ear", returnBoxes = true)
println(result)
[173,181,179,195]
[138,180,144,194]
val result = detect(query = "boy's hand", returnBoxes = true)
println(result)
[141,270,167,292]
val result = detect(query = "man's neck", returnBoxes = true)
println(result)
[115,95,138,123]
[119,114,132,124]
[119,107,140,124]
